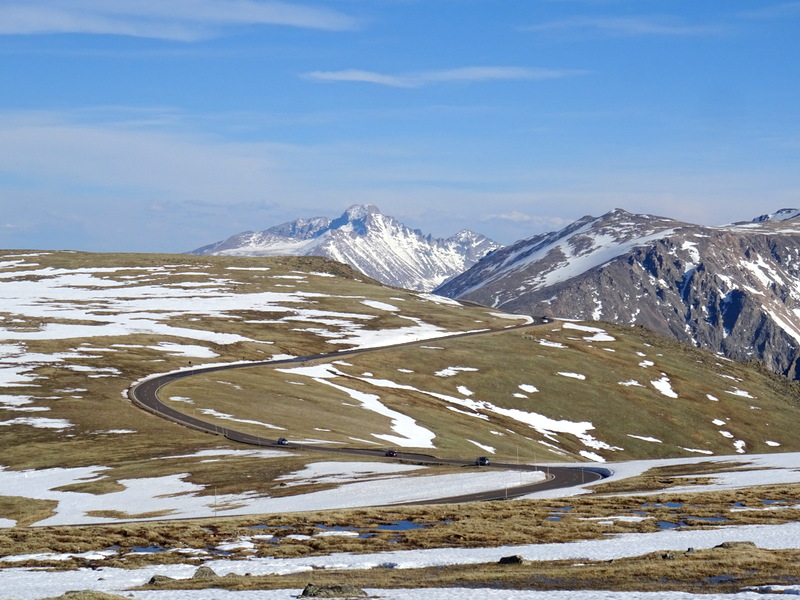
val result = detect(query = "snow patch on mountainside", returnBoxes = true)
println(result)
[436,209,683,305]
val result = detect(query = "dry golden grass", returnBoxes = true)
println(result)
[52,480,127,495]
[0,496,57,528]
[158,318,800,466]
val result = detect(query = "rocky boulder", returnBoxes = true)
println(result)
[300,583,368,597]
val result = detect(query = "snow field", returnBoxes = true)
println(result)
[273,461,423,487]
[564,452,800,497]
[3,453,800,598]
[0,260,477,355]
[0,458,545,527]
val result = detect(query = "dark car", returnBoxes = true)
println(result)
[475,456,490,467]
[277,437,289,446]
[384,449,398,457]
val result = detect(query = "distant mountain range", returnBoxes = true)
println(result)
[192,204,800,380]
[190,204,501,292]
[436,208,800,380]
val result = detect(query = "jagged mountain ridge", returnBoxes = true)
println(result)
[190,205,501,292]
[753,208,800,222]
[436,208,800,379]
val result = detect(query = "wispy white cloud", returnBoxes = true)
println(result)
[0,0,358,41]
[739,2,800,19]
[304,69,414,88]
[304,66,585,88]
[0,109,285,200]
[525,16,726,36]
[0,6,204,41]
[482,212,572,230]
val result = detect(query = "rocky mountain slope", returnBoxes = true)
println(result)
[436,208,800,379]
[190,204,500,291]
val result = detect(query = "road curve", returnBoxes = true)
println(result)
[128,320,606,504]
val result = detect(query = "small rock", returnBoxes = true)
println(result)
[41,593,131,600]
[661,551,679,560]
[498,555,528,565]
[300,583,368,598]
[147,575,174,585]
[715,541,757,550]
[192,566,218,579]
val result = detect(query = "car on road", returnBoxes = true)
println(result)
[384,449,398,457]
[277,437,289,446]
[475,456,490,466]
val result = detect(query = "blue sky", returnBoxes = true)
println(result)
[0,1,798,252]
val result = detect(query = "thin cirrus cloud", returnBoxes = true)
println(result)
[483,211,572,229]
[738,2,800,18]
[524,16,726,36]
[304,66,586,88]
[0,110,275,200]
[0,0,359,41]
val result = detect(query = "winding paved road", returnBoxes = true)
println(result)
[128,320,606,504]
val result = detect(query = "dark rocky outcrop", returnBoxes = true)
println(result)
[300,583,369,597]
[715,541,758,550]
[498,554,528,565]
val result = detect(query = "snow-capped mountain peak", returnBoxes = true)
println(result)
[190,205,501,291]
[328,204,382,235]
[436,209,687,304]
[345,203,381,220]
[267,216,332,240]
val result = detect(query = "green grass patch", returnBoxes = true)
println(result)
[159,320,800,463]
